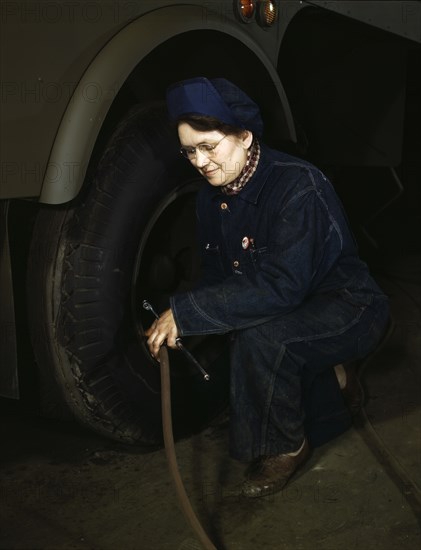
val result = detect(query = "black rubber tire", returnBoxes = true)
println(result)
[27,103,229,445]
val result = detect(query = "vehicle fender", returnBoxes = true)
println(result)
[39,4,296,205]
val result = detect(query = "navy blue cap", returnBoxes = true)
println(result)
[166,77,263,137]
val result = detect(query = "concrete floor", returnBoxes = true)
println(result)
[1,256,420,550]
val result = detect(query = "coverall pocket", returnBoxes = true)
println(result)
[202,243,225,280]
[248,246,268,272]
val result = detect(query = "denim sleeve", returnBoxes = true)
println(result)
[171,187,343,336]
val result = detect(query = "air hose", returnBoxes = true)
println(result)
[159,345,217,550]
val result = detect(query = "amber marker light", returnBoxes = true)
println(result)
[257,0,278,27]
[235,0,256,23]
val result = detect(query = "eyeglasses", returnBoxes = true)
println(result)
[180,135,228,160]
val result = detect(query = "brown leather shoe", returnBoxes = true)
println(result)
[241,439,310,498]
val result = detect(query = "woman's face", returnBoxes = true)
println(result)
[178,123,253,187]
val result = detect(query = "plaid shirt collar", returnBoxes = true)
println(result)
[221,139,261,195]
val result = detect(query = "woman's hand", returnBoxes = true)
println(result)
[145,308,179,360]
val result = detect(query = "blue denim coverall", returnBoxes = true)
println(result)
[170,145,390,461]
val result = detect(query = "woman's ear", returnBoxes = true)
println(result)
[242,130,254,149]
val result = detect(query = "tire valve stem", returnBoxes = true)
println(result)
[142,300,210,382]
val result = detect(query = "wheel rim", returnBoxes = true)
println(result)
[131,179,228,382]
